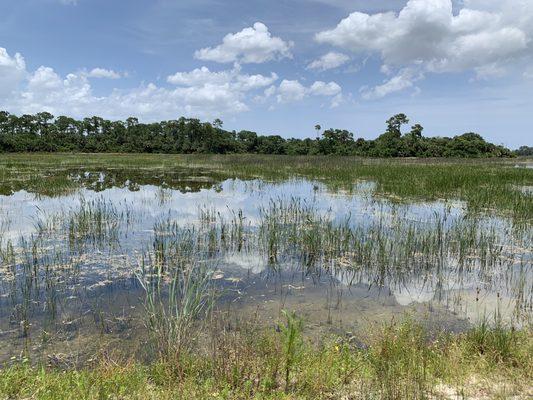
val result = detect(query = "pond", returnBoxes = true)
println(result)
[0,168,531,364]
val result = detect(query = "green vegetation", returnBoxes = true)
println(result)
[1,319,531,399]
[66,198,123,252]
[138,257,216,363]
[515,146,533,156]
[1,153,531,221]
[0,111,516,157]
[0,154,531,399]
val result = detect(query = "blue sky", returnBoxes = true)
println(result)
[1,0,532,148]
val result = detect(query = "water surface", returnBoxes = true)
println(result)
[0,170,530,363]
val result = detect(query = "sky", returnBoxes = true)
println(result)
[0,0,532,148]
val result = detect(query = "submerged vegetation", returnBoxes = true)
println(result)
[0,111,516,157]
[0,154,531,398]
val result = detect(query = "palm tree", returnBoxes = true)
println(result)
[314,124,321,139]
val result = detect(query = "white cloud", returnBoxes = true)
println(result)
[263,85,277,98]
[194,22,293,64]
[10,69,250,120]
[19,67,94,116]
[165,65,279,113]
[167,66,231,86]
[235,71,279,91]
[167,65,278,90]
[307,52,350,71]
[277,80,307,103]
[27,67,63,92]
[361,67,423,99]
[0,48,26,98]
[0,47,281,121]
[59,0,78,4]
[87,68,121,79]
[309,81,342,96]
[275,79,342,106]
[316,0,533,77]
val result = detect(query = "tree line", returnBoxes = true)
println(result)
[515,146,533,156]
[0,111,517,157]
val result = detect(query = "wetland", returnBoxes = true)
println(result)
[0,154,531,399]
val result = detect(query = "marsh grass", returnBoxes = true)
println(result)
[0,197,133,344]
[2,237,82,340]
[137,254,216,364]
[66,197,129,253]
[1,154,531,221]
[0,238,15,267]
[462,310,527,368]
[129,197,532,325]
[366,319,435,399]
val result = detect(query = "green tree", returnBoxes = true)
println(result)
[375,114,410,157]
[314,124,321,139]
[0,110,516,158]
[319,129,354,155]
[386,113,409,137]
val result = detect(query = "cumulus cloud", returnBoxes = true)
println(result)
[87,68,121,79]
[0,47,281,121]
[307,52,350,71]
[274,79,342,106]
[0,48,26,98]
[167,66,231,86]
[309,81,342,96]
[10,70,248,119]
[194,22,293,64]
[316,0,533,77]
[361,67,424,99]
[276,80,307,103]
[16,67,94,117]
[166,65,278,112]
[167,65,278,90]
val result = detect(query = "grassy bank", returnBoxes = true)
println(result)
[1,319,531,399]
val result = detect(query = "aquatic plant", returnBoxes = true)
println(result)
[137,258,216,363]
[67,197,123,253]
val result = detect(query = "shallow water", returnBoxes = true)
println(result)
[0,171,531,363]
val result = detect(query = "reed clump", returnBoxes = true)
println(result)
[137,222,216,364]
